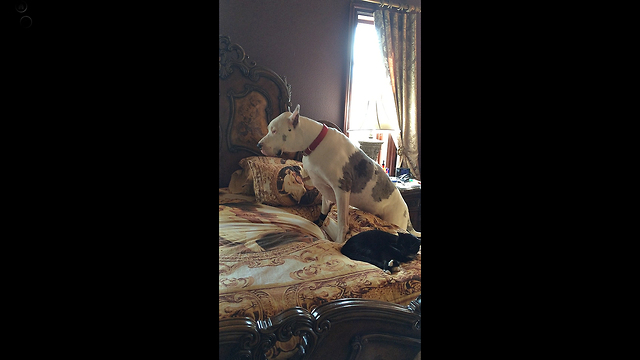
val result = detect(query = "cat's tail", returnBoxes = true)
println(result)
[407,221,421,238]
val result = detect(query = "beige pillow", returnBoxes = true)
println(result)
[248,160,322,206]
[228,156,300,195]
[229,168,254,195]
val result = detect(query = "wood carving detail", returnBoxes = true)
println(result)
[226,85,272,155]
[219,35,292,108]
[347,334,421,360]
[219,35,256,79]
[407,295,421,330]
[219,35,294,188]
[258,308,318,360]
[219,297,421,360]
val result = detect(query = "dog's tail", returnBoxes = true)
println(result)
[407,221,421,238]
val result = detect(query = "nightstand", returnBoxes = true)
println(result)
[398,187,421,232]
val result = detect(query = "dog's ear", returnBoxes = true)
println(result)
[289,104,300,129]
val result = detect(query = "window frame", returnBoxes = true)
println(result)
[344,2,400,175]
[343,2,381,138]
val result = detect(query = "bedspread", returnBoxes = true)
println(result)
[219,188,421,321]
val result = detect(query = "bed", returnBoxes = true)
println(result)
[219,35,421,360]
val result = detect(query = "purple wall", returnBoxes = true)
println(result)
[220,0,420,167]
[219,0,351,127]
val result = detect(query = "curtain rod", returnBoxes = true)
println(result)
[360,0,421,13]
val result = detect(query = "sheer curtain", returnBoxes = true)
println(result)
[374,8,420,180]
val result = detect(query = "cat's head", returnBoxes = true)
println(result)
[397,232,421,255]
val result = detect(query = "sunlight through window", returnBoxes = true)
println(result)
[347,15,399,170]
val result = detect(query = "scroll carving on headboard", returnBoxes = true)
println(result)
[219,35,257,79]
[219,35,291,106]
[226,86,271,155]
[219,35,293,159]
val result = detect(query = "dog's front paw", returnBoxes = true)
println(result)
[315,213,328,226]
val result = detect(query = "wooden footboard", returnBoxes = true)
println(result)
[219,295,421,360]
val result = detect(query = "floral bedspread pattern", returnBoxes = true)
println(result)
[219,188,421,321]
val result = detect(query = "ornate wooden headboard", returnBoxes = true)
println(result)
[218,35,293,188]
[219,35,342,188]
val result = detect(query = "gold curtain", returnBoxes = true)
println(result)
[374,8,420,180]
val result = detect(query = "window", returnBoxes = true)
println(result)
[346,12,399,173]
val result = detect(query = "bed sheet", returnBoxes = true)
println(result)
[219,188,421,321]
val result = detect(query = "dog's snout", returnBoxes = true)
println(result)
[257,142,262,149]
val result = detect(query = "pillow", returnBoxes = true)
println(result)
[228,156,300,195]
[239,156,301,168]
[229,168,254,195]
[248,159,322,207]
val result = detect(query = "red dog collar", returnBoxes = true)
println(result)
[303,124,329,156]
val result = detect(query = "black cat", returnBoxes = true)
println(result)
[340,230,421,273]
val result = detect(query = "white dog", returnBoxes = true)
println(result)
[258,105,420,244]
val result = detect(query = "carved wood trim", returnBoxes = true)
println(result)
[226,85,273,155]
[219,296,421,360]
[219,35,296,188]
[407,295,421,327]
[348,334,421,360]
[219,35,292,112]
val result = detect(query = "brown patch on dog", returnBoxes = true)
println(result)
[338,151,374,193]
[371,169,395,202]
